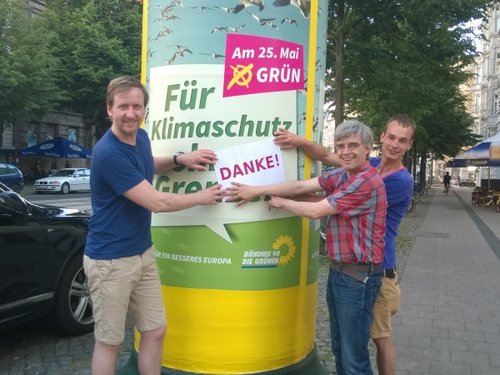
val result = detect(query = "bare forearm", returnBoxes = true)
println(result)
[154,156,176,173]
[154,149,217,173]
[148,190,209,212]
[227,179,320,203]
[300,142,338,165]
[254,180,311,197]
[124,180,221,212]
[269,197,335,219]
[273,199,318,218]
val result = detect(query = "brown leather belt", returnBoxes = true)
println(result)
[330,261,382,283]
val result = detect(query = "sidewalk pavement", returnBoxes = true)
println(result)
[392,186,500,375]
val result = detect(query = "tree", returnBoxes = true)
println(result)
[42,0,142,143]
[0,0,61,128]
[325,0,495,179]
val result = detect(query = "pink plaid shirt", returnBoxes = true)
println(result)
[318,161,387,264]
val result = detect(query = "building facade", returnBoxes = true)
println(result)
[468,6,500,188]
[0,0,92,175]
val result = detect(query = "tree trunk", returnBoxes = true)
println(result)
[419,151,428,188]
[334,2,345,128]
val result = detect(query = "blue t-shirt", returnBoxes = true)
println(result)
[85,128,154,260]
[370,157,413,269]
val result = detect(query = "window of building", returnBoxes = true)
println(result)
[495,91,500,114]
[68,129,77,143]
[473,93,480,113]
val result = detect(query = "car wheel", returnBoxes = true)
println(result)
[61,183,70,194]
[53,255,94,335]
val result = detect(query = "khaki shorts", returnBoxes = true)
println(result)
[84,246,166,345]
[371,274,400,339]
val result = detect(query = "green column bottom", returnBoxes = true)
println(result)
[118,347,329,375]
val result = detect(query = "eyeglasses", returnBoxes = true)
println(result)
[335,142,362,152]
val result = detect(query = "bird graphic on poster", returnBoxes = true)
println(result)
[155,1,182,21]
[188,5,214,11]
[176,47,192,57]
[247,12,275,26]
[168,44,190,52]
[164,14,181,21]
[157,4,175,18]
[233,0,265,14]
[281,16,298,26]
[166,54,178,65]
[200,52,226,59]
[227,24,246,33]
[155,27,174,40]
[273,0,310,18]
[147,49,157,59]
[215,5,235,13]
[211,26,229,33]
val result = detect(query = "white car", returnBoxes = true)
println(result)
[34,168,91,194]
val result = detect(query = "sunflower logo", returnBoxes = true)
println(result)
[272,235,296,266]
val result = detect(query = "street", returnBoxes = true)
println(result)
[22,190,91,212]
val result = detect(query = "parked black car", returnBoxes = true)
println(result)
[0,182,93,334]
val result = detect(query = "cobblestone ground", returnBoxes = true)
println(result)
[314,192,430,374]
[0,194,430,375]
[0,321,133,375]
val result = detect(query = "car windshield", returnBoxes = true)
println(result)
[52,169,75,177]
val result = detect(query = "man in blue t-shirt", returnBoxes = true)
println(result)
[274,114,415,375]
[84,76,223,375]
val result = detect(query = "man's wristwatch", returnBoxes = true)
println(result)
[173,152,184,166]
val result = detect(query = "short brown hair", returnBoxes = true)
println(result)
[106,76,149,107]
[383,114,416,139]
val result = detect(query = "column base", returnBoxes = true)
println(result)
[118,347,329,375]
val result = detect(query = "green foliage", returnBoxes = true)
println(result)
[43,0,142,138]
[0,0,61,126]
[326,0,495,168]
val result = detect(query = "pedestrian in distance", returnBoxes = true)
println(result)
[443,171,451,194]
[31,160,43,181]
[225,120,387,375]
[273,114,416,375]
[84,76,223,375]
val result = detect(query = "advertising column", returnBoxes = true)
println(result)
[121,1,329,374]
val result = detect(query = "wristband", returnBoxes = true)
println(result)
[173,152,184,166]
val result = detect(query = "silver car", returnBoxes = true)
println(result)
[34,168,90,194]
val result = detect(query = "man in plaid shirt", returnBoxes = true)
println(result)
[274,114,415,375]
[226,120,387,375]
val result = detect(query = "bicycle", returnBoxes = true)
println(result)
[419,184,429,196]
[412,183,422,204]
[406,196,417,214]
[413,182,428,201]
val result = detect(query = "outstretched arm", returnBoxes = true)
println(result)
[154,149,217,173]
[124,180,223,213]
[268,196,336,219]
[225,178,322,206]
[273,129,340,166]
